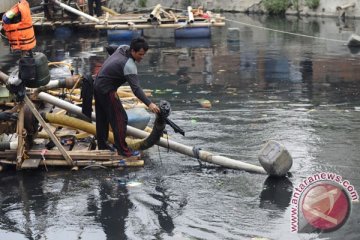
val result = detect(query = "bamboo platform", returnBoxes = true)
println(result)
[30,4,226,30]
[0,149,144,169]
[0,70,150,171]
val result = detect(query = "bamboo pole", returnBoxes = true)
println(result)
[95,22,225,30]
[36,92,269,175]
[24,95,74,166]
[161,9,173,20]
[1,149,140,161]
[187,6,194,24]
[16,103,25,169]
[150,4,162,19]
[101,6,120,16]
[169,10,178,23]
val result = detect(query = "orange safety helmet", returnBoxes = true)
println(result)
[2,0,36,51]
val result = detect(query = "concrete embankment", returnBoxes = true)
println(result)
[18,0,360,19]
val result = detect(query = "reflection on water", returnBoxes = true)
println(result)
[1,13,360,240]
[259,176,293,211]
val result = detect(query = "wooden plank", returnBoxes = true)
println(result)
[0,159,144,168]
[95,22,225,30]
[21,159,41,169]
[24,96,74,166]
[16,103,25,169]
[1,150,140,161]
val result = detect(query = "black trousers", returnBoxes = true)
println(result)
[88,0,102,17]
[94,89,132,156]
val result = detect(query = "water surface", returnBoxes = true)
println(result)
[1,13,360,240]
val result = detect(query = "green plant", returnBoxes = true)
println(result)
[263,0,289,15]
[305,0,320,9]
[138,0,147,8]
[292,0,299,10]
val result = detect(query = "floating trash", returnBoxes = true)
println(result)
[196,99,212,108]
[126,181,142,187]
[114,177,142,187]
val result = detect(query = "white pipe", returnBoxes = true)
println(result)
[0,141,18,151]
[38,92,90,120]
[1,72,285,176]
[51,0,100,23]
[38,92,269,175]
[187,6,194,24]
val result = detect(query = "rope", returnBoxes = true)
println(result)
[192,146,203,167]
[41,149,48,172]
[225,18,348,44]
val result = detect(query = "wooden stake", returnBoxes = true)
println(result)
[150,4,162,19]
[23,95,74,166]
[16,103,25,169]
[169,10,178,23]
[187,6,194,24]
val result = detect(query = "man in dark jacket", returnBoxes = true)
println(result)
[94,37,160,157]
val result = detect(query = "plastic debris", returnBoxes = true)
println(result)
[196,99,212,108]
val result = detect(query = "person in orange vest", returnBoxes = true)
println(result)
[2,0,36,52]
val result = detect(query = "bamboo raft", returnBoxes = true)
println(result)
[0,67,293,176]
[30,3,226,31]
[0,69,154,171]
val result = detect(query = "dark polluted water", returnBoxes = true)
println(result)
[1,13,360,240]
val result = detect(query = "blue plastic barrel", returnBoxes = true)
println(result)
[174,27,211,39]
[175,38,211,48]
[54,27,73,40]
[107,30,143,41]
[127,108,150,130]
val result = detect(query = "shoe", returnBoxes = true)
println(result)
[130,150,141,158]
[120,149,141,158]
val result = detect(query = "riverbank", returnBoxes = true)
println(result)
[18,0,359,19]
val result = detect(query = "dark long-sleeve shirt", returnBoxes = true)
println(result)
[94,45,151,106]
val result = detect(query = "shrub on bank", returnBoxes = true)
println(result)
[263,0,289,15]
[305,0,320,9]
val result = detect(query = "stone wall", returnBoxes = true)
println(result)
[107,0,360,18]
[26,0,360,18]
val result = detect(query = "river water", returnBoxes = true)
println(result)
[1,13,360,240]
